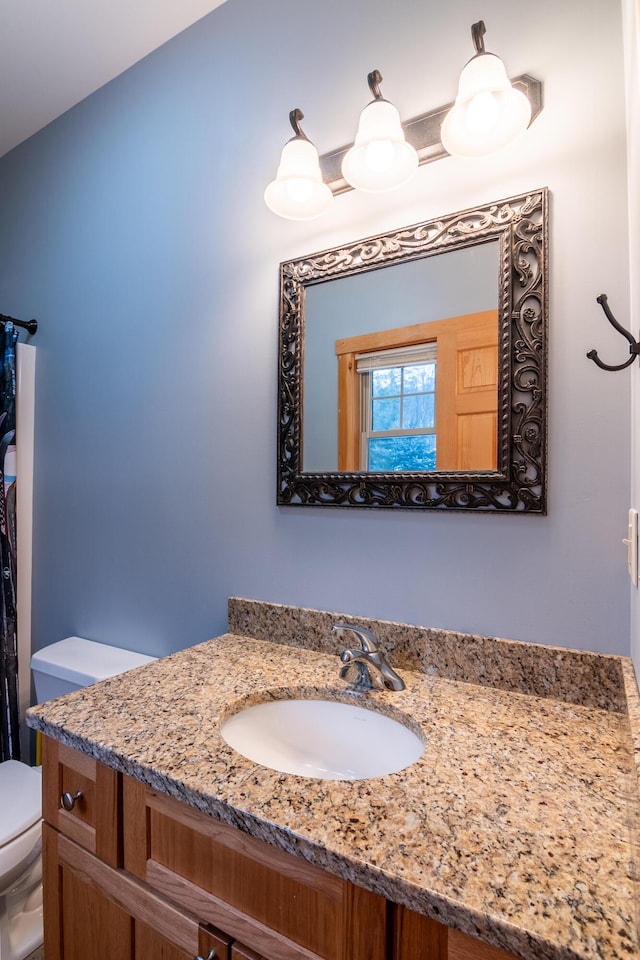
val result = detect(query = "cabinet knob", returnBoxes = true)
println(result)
[195,951,217,960]
[61,790,83,811]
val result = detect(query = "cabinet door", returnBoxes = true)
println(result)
[44,823,229,960]
[231,944,268,960]
[136,921,232,960]
[392,906,447,958]
[43,823,132,960]
[393,906,523,960]
[448,929,523,960]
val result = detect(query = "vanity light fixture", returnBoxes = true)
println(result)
[264,35,543,218]
[440,21,532,157]
[341,70,419,193]
[264,109,333,221]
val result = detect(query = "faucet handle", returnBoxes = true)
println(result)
[332,622,378,653]
[333,622,406,692]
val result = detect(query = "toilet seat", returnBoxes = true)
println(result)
[0,821,41,894]
[0,762,41,850]
[0,762,43,960]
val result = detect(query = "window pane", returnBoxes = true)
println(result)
[403,362,435,394]
[372,367,401,398]
[372,396,400,431]
[403,394,435,429]
[368,436,437,472]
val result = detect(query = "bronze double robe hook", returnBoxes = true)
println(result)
[587,294,639,372]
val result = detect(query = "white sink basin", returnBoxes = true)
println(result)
[220,698,423,780]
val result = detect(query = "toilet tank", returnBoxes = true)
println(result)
[31,636,157,702]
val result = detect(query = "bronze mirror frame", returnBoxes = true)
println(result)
[277,188,548,512]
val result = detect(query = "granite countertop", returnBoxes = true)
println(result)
[27,599,640,960]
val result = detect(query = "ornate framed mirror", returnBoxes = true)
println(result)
[277,189,548,512]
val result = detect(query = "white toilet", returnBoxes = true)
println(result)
[0,637,156,960]
[0,762,42,960]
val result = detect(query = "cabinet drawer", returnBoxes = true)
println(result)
[123,777,387,960]
[42,736,120,866]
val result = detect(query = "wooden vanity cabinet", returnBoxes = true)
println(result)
[41,737,521,960]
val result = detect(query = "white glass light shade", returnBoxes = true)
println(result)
[264,137,332,220]
[342,99,418,193]
[441,53,531,157]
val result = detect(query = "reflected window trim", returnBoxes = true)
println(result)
[360,349,438,472]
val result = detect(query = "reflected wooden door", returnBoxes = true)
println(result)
[436,311,498,470]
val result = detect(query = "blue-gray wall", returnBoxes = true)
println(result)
[0,0,630,658]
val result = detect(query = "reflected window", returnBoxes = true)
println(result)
[357,345,437,471]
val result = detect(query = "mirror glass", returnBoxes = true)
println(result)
[303,243,499,473]
[277,189,548,512]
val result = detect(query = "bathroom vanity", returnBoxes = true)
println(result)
[41,737,491,960]
[28,599,640,960]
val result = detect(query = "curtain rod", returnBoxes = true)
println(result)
[0,313,38,336]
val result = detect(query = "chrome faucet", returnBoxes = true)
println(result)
[332,623,405,692]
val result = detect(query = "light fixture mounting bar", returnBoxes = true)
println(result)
[319,74,542,196]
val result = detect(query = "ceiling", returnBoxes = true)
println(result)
[0,0,228,158]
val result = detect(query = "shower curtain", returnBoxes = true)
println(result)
[0,321,19,761]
